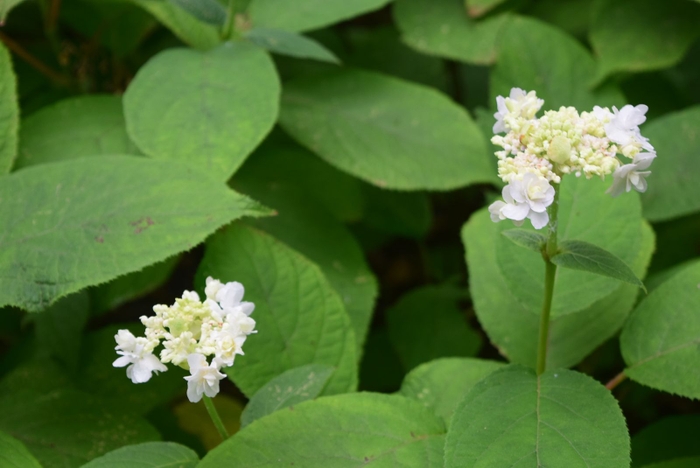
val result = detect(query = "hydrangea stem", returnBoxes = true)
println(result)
[536,186,560,375]
[203,395,230,441]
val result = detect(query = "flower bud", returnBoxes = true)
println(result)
[547,135,572,164]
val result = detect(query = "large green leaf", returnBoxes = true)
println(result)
[240,364,334,427]
[279,68,493,190]
[0,430,42,468]
[399,357,504,424]
[463,180,654,368]
[640,107,700,222]
[393,0,509,65]
[0,389,160,468]
[124,42,279,181]
[82,442,199,468]
[621,259,700,399]
[642,459,700,468]
[15,95,138,169]
[590,0,700,83]
[199,393,446,467]
[0,156,269,312]
[631,415,700,467]
[0,42,18,174]
[168,0,226,26]
[130,0,220,49]
[361,184,432,238]
[491,15,625,110]
[387,286,481,370]
[248,0,391,32]
[233,169,378,350]
[445,366,630,467]
[197,223,358,397]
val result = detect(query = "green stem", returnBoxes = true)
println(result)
[203,396,229,441]
[536,185,560,375]
[221,0,250,41]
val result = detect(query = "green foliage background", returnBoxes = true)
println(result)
[0,0,699,466]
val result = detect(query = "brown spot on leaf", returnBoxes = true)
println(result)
[95,236,104,243]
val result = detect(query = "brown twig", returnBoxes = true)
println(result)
[605,371,628,391]
[0,31,70,86]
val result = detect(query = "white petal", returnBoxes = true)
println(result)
[528,211,549,230]
[488,201,506,222]
[238,301,255,316]
[186,379,204,403]
[113,355,132,368]
[187,353,207,372]
[502,202,530,221]
[217,282,245,308]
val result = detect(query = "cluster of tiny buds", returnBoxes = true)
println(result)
[489,88,656,230]
[113,277,257,403]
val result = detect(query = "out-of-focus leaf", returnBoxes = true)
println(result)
[249,0,391,33]
[280,68,493,190]
[0,42,18,174]
[387,286,481,370]
[246,28,340,63]
[394,0,509,65]
[168,0,226,25]
[124,42,279,181]
[631,415,700,467]
[82,442,199,468]
[0,430,42,468]
[174,394,243,450]
[16,95,139,169]
[130,0,220,49]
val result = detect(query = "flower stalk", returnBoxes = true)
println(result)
[536,186,560,375]
[203,395,230,441]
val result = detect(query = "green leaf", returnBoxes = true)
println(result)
[248,0,391,33]
[462,177,655,368]
[233,171,378,351]
[33,292,89,373]
[394,0,509,65]
[130,0,220,49]
[399,357,504,424]
[502,229,546,253]
[197,223,358,397]
[387,286,481,370]
[280,68,493,190]
[0,389,160,468]
[15,95,139,170]
[124,42,279,181]
[0,430,42,468]
[621,259,700,399]
[0,42,18,174]
[90,256,180,315]
[631,415,700,467]
[640,106,700,222]
[82,442,199,468]
[168,0,226,25]
[199,393,446,467]
[590,0,700,83]
[642,459,700,468]
[552,239,645,290]
[491,15,625,110]
[0,155,269,312]
[245,28,340,63]
[445,366,630,467]
[240,364,334,427]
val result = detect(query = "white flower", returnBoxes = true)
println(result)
[113,329,166,384]
[493,88,544,134]
[181,290,200,302]
[605,104,654,154]
[607,152,656,197]
[204,276,224,301]
[488,174,555,230]
[216,281,255,317]
[184,353,226,403]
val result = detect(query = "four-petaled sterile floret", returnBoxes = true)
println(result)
[113,277,257,402]
[488,88,656,229]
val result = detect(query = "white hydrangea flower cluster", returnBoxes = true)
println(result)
[489,88,656,229]
[113,277,257,403]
